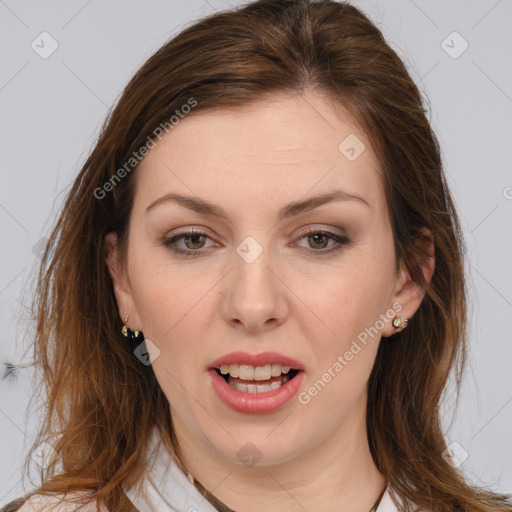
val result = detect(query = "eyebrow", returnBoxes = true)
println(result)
[145,189,370,221]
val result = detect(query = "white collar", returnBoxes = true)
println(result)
[124,427,217,512]
[124,428,401,512]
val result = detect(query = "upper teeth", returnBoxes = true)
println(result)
[219,364,291,380]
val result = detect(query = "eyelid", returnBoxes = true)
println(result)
[292,227,350,255]
[162,227,216,249]
[294,224,347,238]
[160,225,350,257]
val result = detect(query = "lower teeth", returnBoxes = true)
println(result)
[227,375,290,394]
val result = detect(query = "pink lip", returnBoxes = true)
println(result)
[209,351,305,371]
[208,368,306,414]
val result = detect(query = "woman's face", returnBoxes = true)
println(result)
[107,92,422,468]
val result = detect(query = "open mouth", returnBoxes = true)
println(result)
[208,359,306,413]
[214,365,300,394]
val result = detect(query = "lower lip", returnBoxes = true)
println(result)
[208,369,305,414]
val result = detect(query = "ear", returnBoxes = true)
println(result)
[381,227,435,337]
[104,232,142,331]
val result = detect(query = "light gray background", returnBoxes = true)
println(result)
[1,0,511,506]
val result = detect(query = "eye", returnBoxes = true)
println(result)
[160,228,215,256]
[160,227,351,257]
[295,228,350,255]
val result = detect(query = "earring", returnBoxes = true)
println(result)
[392,315,408,330]
[121,315,143,341]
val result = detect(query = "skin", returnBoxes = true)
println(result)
[106,91,434,512]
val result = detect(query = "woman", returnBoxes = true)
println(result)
[4,0,511,511]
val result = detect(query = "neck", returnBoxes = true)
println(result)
[171,396,387,512]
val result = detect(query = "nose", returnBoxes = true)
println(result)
[221,241,289,333]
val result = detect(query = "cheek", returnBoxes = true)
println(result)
[300,272,385,411]
[298,255,392,336]
[129,248,216,341]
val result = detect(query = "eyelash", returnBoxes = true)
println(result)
[160,228,350,257]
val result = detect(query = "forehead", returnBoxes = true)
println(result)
[135,92,384,213]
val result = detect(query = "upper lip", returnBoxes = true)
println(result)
[209,351,305,371]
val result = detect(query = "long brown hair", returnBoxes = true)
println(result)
[7,1,511,511]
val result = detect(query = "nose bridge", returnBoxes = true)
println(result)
[223,235,287,330]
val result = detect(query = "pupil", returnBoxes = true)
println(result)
[309,234,327,249]
[186,234,205,249]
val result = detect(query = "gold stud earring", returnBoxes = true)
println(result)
[122,315,129,337]
[121,314,143,340]
[392,315,408,330]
